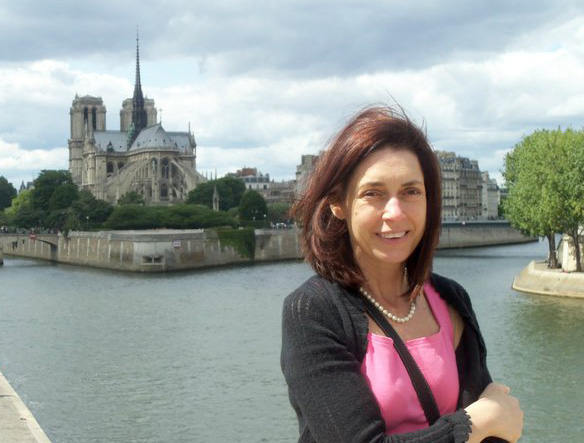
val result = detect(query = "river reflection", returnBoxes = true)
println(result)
[0,239,582,442]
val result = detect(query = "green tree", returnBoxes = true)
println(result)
[31,170,74,212]
[557,129,584,271]
[71,189,114,230]
[5,189,41,229]
[0,210,13,227]
[49,183,79,211]
[221,177,246,209]
[5,189,32,218]
[239,190,268,222]
[0,177,17,211]
[187,177,246,211]
[503,128,584,271]
[118,191,145,206]
[267,202,292,225]
[504,129,562,267]
[104,203,236,230]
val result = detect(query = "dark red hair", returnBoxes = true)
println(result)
[291,106,442,298]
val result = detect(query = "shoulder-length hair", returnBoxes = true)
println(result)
[291,106,442,299]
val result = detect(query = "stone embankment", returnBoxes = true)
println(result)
[0,221,533,272]
[513,260,584,298]
[0,371,51,443]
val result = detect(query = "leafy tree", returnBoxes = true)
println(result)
[45,208,74,230]
[104,205,165,230]
[239,190,268,222]
[0,210,13,227]
[31,170,74,212]
[0,177,17,211]
[14,207,43,229]
[187,177,246,211]
[4,189,40,228]
[118,191,145,206]
[221,176,246,208]
[504,129,563,267]
[5,189,32,218]
[267,202,292,224]
[104,204,236,230]
[49,183,79,211]
[557,129,584,271]
[71,189,114,230]
[503,128,584,271]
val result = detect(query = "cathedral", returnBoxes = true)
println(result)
[68,39,202,205]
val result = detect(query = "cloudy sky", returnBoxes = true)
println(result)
[1,0,584,188]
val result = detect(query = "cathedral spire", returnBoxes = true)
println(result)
[134,28,143,102]
[129,28,148,147]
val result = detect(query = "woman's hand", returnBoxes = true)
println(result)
[465,382,524,442]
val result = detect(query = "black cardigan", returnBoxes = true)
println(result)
[281,273,498,443]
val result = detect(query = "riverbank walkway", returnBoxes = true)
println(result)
[513,260,584,298]
[0,371,51,442]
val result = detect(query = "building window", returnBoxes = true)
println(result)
[161,158,170,179]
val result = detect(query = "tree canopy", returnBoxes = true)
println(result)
[503,128,584,271]
[239,190,268,221]
[0,176,17,211]
[187,177,246,211]
[31,170,75,212]
[117,191,145,206]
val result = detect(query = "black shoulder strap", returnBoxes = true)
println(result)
[362,297,441,426]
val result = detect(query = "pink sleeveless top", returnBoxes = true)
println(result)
[360,283,459,435]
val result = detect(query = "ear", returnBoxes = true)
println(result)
[330,203,346,220]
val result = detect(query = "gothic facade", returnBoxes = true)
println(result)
[68,40,201,205]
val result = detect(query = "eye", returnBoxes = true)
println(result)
[402,187,424,200]
[362,189,382,198]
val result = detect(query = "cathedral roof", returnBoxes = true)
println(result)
[130,123,179,150]
[93,125,194,154]
[93,131,128,152]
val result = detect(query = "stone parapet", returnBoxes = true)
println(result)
[512,260,584,298]
[0,371,51,443]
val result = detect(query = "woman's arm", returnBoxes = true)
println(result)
[465,383,524,443]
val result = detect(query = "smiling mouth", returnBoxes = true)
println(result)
[378,231,408,239]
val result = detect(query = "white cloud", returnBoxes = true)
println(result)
[0,139,68,186]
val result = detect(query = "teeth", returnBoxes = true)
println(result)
[381,232,406,239]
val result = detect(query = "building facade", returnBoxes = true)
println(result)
[68,39,201,205]
[226,167,295,204]
[294,154,319,198]
[436,151,483,220]
[481,171,500,219]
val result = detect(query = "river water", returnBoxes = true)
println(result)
[0,239,582,442]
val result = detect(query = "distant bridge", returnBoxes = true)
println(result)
[0,234,59,265]
[0,233,59,248]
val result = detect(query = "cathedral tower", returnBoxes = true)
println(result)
[69,95,106,185]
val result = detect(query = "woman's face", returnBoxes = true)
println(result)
[332,147,427,275]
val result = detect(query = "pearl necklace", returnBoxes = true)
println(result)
[359,287,417,323]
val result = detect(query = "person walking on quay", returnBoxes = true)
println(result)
[281,106,523,442]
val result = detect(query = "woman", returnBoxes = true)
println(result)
[281,107,523,442]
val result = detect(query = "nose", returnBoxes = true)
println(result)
[382,197,405,220]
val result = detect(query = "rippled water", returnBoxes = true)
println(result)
[0,239,582,442]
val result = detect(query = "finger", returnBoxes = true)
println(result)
[492,382,510,394]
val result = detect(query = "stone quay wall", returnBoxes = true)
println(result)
[437,221,532,249]
[1,221,532,272]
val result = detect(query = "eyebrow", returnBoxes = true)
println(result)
[359,179,424,189]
